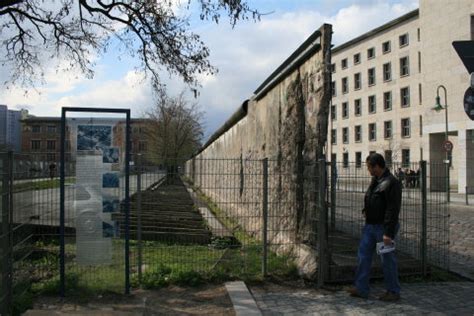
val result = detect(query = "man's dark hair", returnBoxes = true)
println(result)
[366,153,386,169]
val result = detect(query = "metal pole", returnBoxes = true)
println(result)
[317,158,328,288]
[262,158,268,277]
[59,109,66,297]
[420,160,428,277]
[125,111,131,294]
[330,160,336,230]
[441,86,450,203]
[136,154,143,283]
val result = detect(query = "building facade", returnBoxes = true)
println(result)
[21,117,151,161]
[329,0,474,193]
[0,104,24,152]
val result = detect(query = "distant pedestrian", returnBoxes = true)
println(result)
[348,153,402,301]
[49,162,56,180]
[396,168,405,188]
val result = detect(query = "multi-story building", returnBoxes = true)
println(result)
[329,1,474,193]
[21,117,152,161]
[0,104,25,152]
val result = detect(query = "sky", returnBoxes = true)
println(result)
[0,0,419,141]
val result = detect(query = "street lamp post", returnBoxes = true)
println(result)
[433,85,450,202]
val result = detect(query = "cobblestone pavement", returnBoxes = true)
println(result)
[449,204,474,280]
[251,282,474,315]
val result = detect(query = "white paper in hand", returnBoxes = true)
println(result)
[376,241,395,255]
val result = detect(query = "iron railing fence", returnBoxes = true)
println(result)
[326,161,449,282]
[127,155,318,283]
[0,151,67,315]
[0,152,451,310]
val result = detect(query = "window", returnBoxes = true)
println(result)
[368,95,376,114]
[331,129,337,145]
[401,87,410,107]
[331,153,337,163]
[343,153,349,168]
[331,63,336,73]
[367,47,375,59]
[418,52,421,73]
[401,118,411,138]
[354,73,361,90]
[355,125,362,142]
[385,150,393,168]
[354,99,362,116]
[138,141,147,152]
[32,125,41,133]
[417,28,421,41]
[382,41,391,54]
[383,91,392,111]
[355,152,362,168]
[471,16,474,40]
[331,81,336,96]
[31,140,41,150]
[341,58,348,69]
[47,125,56,133]
[342,102,349,119]
[353,53,361,64]
[46,140,56,150]
[418,83,422,105]
[342,127,349,144]
[402,149,410,168]
[419,115,423,136]
[384,121,392,139]
[400,56,410,76]
[383,62,391,81]
[342,77,349,94]
[399,33,409,47]
[369,123,376,141]
[368,68,376,85]
[331,105,336,120]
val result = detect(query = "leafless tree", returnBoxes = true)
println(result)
[145,89,203,178]
[0,0,261,89]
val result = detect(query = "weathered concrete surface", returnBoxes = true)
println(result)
[185,24,333,278]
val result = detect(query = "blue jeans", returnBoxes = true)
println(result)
[354,224,400,296]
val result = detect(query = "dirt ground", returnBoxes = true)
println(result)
[25,284,235,315]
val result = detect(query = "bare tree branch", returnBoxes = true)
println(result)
[0,0,262,89]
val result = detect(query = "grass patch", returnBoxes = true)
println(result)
[12,178,74,192]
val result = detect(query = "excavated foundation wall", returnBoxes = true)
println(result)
[186,24,332,277]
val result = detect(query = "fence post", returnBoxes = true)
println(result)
[136,154,143,284]
[466,186,469,205]
[262,158,268,277]
[1,152,13,315]
[317,158,328,288]
[420,160,428,277]
[330,160,336,230]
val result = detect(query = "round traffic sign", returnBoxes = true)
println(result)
[464,87,474,120]
[443,140,454,152]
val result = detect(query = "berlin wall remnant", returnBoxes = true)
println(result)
[186,24,332,278]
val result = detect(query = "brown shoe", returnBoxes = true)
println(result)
[347,287,368,299]
[379,291,400,302]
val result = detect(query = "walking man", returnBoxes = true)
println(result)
[348,153,402,301]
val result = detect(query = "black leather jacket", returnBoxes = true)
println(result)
[363,168,402,238]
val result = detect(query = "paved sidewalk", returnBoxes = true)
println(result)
[449,204,474,280]
[251,282,474,315]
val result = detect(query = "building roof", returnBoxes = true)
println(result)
[332,9,419,54]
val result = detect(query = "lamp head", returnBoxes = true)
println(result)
[433,96,444,112]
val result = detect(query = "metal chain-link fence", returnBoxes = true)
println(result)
[0,152,450,314]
